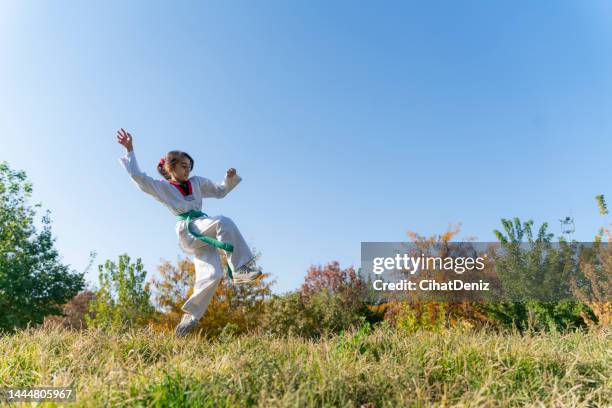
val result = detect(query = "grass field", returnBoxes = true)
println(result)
[0,323,610,407]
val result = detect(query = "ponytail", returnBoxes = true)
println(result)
[156,151,195,180]
[157,157,171,180]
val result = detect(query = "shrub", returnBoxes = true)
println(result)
[44,290,96,330]
[259,289,365,339]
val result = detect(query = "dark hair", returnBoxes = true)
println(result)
[157,150,194,180]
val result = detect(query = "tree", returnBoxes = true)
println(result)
[569,195,612,328]
[150,249,274,337]
[379,224,499,331]
[151,258,194,323]
[300,261,362,300]
[0,161,84,332]
[486,218,588,332]
[86,254,155,329]
[493,217,574,301]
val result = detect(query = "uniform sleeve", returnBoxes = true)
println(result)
[196,174,242,198]
[118,150,168,199]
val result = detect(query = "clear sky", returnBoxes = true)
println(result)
[2,1,612,294]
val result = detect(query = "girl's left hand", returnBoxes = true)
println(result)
[227,168,237,178]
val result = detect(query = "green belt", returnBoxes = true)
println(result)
[176,210,234,279]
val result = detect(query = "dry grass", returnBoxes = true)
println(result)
[0,323,610,407]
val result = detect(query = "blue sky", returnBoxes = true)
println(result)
[2,1,612,294]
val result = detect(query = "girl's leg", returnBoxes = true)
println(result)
[181,245,224,320]
[190,215,254,273]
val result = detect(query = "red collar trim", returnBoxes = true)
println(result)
[169,179,192,196]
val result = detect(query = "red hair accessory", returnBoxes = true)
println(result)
[159,157,166,167]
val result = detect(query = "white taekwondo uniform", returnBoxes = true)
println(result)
[119,150,254,320]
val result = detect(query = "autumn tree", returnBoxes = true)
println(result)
[382,223,497,331]
[570,195,612,328]
[300,261,362,299]
[151,249,274,337]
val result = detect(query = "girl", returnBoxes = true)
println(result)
[116,128,261,336]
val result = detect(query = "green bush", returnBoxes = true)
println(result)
[482,300,594,333]
[258,290,365,339]
[393,301,447,333]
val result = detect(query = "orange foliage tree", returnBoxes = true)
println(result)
[150,249,274,337]
[570,195,612,328]
[383,223,497,331]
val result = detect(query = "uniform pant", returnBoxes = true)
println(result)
[180,215,254,320]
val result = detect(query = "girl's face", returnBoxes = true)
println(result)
[168,156,192,183]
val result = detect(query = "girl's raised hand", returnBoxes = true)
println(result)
[226,168,236,178]
[116,128,134,152]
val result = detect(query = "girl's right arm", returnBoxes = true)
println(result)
[116,128,167,199]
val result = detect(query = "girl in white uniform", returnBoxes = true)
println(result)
[116,128,261,336]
